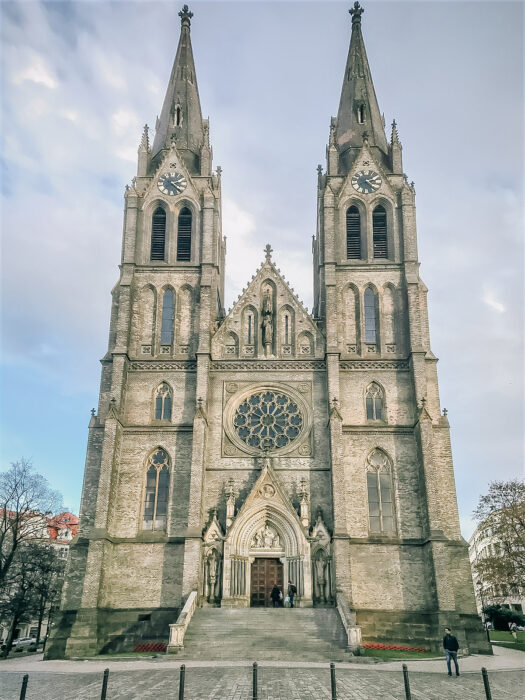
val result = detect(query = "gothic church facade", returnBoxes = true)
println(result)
[47,4,488,657]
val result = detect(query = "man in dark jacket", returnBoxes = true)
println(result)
[287,580,297,608]
[270,583,281,608]
[443,627,460,676]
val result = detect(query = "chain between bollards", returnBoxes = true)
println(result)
[100,668,109,700]
[402,663,412,700]
[179,664,186,700]
[252,661,258,700]
[330,661,337,700]
[482,667,492,700]
[19,674,29,700]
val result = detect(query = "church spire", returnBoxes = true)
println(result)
[335,3,388,168]
[151,4,204,173]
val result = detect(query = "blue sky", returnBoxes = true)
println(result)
[1,0,523,538]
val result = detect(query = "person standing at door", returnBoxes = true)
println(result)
[287,580,297,608]
[270,583,281,608]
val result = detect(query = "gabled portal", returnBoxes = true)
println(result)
[221,461,313,607]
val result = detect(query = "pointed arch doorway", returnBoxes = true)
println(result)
[221,465,313,608]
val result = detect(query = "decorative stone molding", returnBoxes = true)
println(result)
[130,361,197,371]
[211,360,326,371]
[339,360,408,371]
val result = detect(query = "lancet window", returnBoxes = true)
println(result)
[366,383,384,421]
[366,449,394,534]
[160,289,175,345]
[372,205,388,258]
[151,207,166,261]
[364,287,377,343]
[346,206,361,259]
[155,383,172,420]
[177,207,192,261]
[142,449,170,531]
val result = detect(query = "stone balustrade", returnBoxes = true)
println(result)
[167,590,198,652]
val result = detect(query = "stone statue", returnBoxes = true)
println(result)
[207,549,220,603]
[262,315,273,345]
[314,552,327,603]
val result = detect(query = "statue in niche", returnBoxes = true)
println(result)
[206,549,220,603]
[314,551,328,603]
[261,287,274,348]
[262,314,273,345]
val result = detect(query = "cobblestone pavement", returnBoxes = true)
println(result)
[1,666,524,699]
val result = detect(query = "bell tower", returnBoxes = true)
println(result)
[313,2,490,652]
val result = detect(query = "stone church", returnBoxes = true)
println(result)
[47,4,489,658]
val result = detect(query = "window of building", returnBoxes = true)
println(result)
[143,449,170,531]
[248,314,253,344]
[372,205,388,258]
[357,104,365,124]
[177,207,192,261]
[346,206,361,259]
[155,383,172,420]
[364,287,377,343]
[151,207,166,261]
[161,289,175,345]
[367,470,394,533]
[366,383,384,421]
[284,314,290,345]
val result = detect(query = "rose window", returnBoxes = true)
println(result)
[233,391,304,451]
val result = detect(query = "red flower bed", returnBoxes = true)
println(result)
[133,642,167,653]
[362,642,429,652]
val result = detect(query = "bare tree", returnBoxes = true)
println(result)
[0,458,62,586]
[473,479,525,593]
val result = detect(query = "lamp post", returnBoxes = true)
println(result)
[477,581,491,644]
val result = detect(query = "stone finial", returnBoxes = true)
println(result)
[391,119,401,144]
[264,243,273,261]
[442,408,448,417]
[317,164,323,176]
[91,408,96,417]
[179,4,193,26]
[329,397,343,423]
[216,165,222,176]
[140,124,150,151]
[349,2,364,25]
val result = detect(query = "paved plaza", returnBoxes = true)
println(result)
[1,647,524,700]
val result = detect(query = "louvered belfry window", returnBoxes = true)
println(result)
[151,207,166,260]
[373,205,388,258]
[346,206,361,259]
[177,207,192,261]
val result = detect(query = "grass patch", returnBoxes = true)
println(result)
[362,648,438,660]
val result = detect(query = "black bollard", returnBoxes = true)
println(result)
[402,663,412,700]
[330,662,337,700]
[100,668,109,700]
[179,664,185,700]
[19,674,29,700]
[252,661,258,700]
[481,667,492,700]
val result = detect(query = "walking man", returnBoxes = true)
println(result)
[443,627,460,676]
[287,580,297,608]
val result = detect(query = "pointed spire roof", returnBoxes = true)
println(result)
[151,5,204,172]
[335,3,388,164]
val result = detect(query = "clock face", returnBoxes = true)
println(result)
[157,171,187,196]
[351,169,382,194]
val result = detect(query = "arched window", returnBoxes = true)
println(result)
[143,449,170,531]
[373,205,388,258]
[346,206,361,259]
[155,383,172,420]
[151,207,166,261]
[366,449,394,534]
[366,383,384,421]
[177,207,192,261]
[357,104,365,124]
[161,289,174,345]
[364,287,377,344]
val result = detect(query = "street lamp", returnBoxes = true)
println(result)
[477,581,491,644]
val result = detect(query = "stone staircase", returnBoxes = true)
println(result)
[173,607,350,661]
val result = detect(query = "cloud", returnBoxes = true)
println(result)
[482,289,506,314]
[12,54,58,89]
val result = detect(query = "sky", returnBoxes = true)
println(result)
[1,0,523,539]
